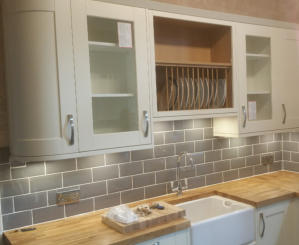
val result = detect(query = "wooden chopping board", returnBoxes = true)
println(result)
[102,201,185,234]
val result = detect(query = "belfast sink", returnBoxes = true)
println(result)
[176,195,255,245]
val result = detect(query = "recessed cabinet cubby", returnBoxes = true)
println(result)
[149,14,235,119]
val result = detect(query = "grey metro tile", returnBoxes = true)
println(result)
[65,198,94,217]
[144,158,165,172]
[12,162,45,179]
[77,155,105,169]
[174,120,193,130]
[33,206,64,224]
[46,159,76,174]
[195,140,212,152]
[107,176,132,193]
[95,193,120,210]
[119,161,143,177]
[145,184,167,199]
[185,129,203,141]
[3,211,32,230]
[156,169,176,184]
[133,173,155,188]
[175,142,194,154]
[154,144,175,158]
[205,150,221,162]
[1,198,13,214]
[0,163,11,181]
[194,118,211,128]
[63,169,92,187]
[106,152,130,165]
[93,165,118,181]
[153,121,173,132]
[80,181,107,199]
[0,179,29,198]
[131,149,154,161]
[14,192,47,212]
[206,173,223,185]
[30,174,62,193]
[121,188,144,204]
[165,130,184,144]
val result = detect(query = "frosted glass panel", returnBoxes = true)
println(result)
[246,36,272,121]
[87,17,139,134]
[92,97,138,134]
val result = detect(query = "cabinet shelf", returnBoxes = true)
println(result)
[89,41,132,53]
[247,91,271,95]
[246,53,270,60]
[92,93,134,98]
[156,61,232,69]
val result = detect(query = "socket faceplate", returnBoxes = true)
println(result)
[56,188,80,206]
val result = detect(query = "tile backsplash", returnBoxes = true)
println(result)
[0,119,288,231]
[282,132,299,172]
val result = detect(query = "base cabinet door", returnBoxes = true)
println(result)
[277,198,299,245]
[136,229,191,245]
[256,200,290,245]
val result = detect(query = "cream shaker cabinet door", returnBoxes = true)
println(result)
[136,229,190,245]
[3,0,78,161]
[236,23,280,135]
[275,30,299,130]
[71,0,152,152]
[256,200,290,245]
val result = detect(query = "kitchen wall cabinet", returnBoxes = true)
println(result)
[275,31,299,130]
[3,0,299,161]
[2,0,79,159]
[2,0,152,161]
[71,0,152,152]
[136,228,190,245]
[147,10,238,122]
[256,200,290,245]
[214,24,299,137]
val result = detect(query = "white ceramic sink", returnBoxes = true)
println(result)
[177,195,255,245]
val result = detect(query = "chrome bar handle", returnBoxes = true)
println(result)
[242,105,247,128]
[260,213,265,238]
[143,111,149,138]
[67,114,74,145]
[282,104,287,124]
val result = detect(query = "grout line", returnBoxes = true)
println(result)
[31,210,33,225]
[61,173,64,188]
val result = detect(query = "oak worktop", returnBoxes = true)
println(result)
[4,171,299,245]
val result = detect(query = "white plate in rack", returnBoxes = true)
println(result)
[199,78,204,108]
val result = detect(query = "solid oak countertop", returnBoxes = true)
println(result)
[4,171,299,245]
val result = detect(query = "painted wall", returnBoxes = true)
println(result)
[0,2,8,148]
[153,0,299,24]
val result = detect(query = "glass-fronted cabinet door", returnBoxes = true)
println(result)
[71,0,152,151]
[237,24,280,134]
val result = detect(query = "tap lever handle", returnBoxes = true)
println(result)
[170,181,175,189]
[184,179,188,187]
